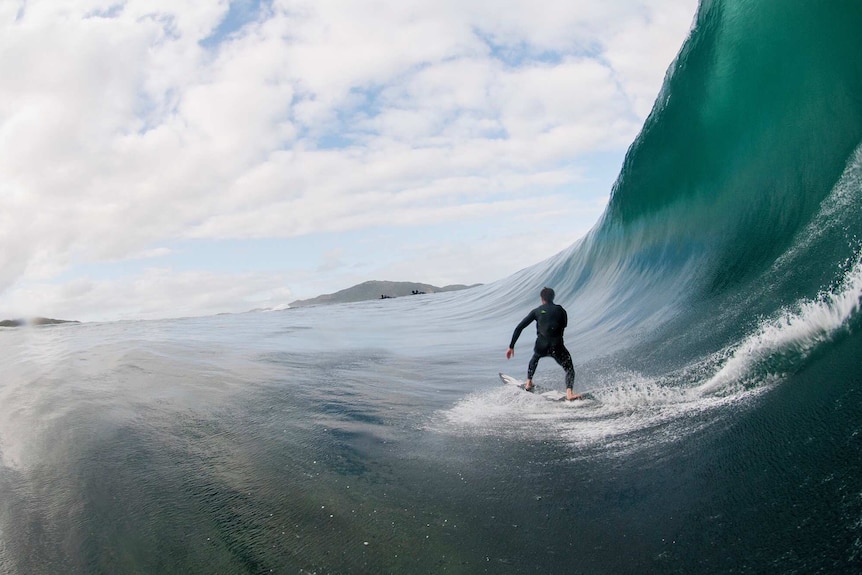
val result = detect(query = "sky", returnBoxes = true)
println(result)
[0,0,698,322]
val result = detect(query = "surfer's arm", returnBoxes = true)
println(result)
[508,311,536,349]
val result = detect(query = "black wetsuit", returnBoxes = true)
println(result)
[509,302,576,389]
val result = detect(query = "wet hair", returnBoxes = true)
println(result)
[540,287,555,303]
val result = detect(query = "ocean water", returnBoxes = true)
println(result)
[3,0,862,573]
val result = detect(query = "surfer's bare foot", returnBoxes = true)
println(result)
[524,379,534,392]
[566,390,582,401]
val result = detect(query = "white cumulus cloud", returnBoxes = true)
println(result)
[0,0,697,320]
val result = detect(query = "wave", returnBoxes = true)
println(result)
[443,0,862,454]
[518,0,862,362]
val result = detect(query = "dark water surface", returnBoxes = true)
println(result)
[3,0,862,572]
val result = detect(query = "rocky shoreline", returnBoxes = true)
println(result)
[289,280,480,307]
[0,317,79,327]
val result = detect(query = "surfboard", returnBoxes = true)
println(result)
[499,372,567,401]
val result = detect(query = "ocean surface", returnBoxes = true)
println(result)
[3,1,862,573]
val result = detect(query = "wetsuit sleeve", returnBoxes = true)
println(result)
[509,310,536,349]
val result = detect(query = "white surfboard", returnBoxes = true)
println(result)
[499,372,567,401]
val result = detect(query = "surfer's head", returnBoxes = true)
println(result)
[540,287,555,303]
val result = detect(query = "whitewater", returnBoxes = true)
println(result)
[2,1,862,573]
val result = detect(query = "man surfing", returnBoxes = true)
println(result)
[506,287,582,401]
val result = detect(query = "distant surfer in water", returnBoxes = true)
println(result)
[506,287,581,401]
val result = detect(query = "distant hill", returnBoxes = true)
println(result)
[0,317,79,327]
[288,280,480,308]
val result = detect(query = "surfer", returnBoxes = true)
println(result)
[506,287,582,401]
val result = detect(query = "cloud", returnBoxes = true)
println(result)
[603,0,696,117]
[0,0,697,319]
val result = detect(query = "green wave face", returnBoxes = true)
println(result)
[529,0,862,365]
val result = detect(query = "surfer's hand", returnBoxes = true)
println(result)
[506,348,514,359]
